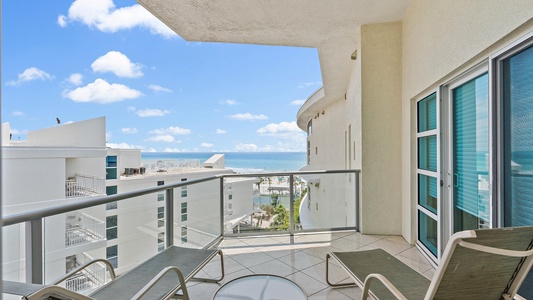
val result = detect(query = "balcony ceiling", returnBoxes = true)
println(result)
[137,0,410,129]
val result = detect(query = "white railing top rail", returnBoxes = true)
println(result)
[3,169,360,227]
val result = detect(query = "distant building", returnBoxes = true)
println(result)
[1,117,254,292]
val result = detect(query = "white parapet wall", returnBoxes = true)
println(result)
[204,154,225,169]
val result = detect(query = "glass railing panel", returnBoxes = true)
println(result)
[2,223,25,299]
[296,172,357,231]
[42,196,167,294]
[174,178,221,248]
[225,175,293,235]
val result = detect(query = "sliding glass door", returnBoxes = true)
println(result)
[500,42,533,299]
[449,72,490,233]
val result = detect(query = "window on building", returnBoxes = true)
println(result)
[106,245,118,268]
[181,226,187,244]
[106,215,117,240]
[181,202,187,222]
[157,232,164,252]
[307,119,312,135]
[106,186,117,210]
[181,178,187,197]
[157,206,164,228]
[157,181,165,201]
[106,156,117,180]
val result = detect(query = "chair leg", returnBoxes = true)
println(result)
[191,250,225,283]
[325,253,357,287]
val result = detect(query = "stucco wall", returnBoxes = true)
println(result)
[360,22,403,235]
[401,0,533,242]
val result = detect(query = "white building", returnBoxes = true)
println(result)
[1,117,254,293]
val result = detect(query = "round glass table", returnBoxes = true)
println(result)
[213,274,307,300]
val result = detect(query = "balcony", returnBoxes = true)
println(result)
[1,169,434,299]
[65,212,106,248]
[65,174,106,198]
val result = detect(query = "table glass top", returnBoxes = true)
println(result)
[213,274,307,300]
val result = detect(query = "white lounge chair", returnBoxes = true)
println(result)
[4,245,225,300]
[326,226,533,299]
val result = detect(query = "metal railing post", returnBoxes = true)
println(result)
[220,177,224,237]
[165,188,174,248]
[26,219,43,284]
[289,175,294,236]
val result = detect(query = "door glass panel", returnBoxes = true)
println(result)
[418,174,438,214]
[418,93,437,132]
[418,135,437,171]
[452,73,489,232]
[502,44,533,299]
[418,211,438,257]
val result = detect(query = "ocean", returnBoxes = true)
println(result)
[141,152,307,173]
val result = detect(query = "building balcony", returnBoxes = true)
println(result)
[2,169,434,299]
[65,174,106,198]
[65,212,106,247]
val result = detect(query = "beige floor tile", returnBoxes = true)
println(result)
[285,271,329,296]
[217,268,255,286]
[228,251,275,268]
[301,261,349,285]
[203,255,245,278]
[277,250,323,270]
[260,247,301,259]
[366,238,412,256]
[186,281,220,299]
[336,286,364,299]
[248,259,298,277]
[308,287,355,299]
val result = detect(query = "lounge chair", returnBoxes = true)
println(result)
[326,226,533,299]
[3,245,225,300]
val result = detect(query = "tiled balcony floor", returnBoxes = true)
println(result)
[188,231,435,299]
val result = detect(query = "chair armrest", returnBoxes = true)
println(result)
[50,258,117,285]
[362,273,408,300]
[131,266,189,300]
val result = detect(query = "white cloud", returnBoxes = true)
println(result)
[257,121,301,135]
[144,148,157,153]
[234,143,259,152]
[298,81,322,88]
[201,143,214,148]
[10,128,29,135]
[146,134,175,142]
[148,84,172,93]
[12,111,25,116]
[222,99,238,105]
[216,129,226,134]
[230,113,268,121]
[7,67,53,86]
[136,108,171,117]
[63,78,142,104]
[68,73,83,86]
[106,142,144,149]
[291,99,305,106]
[62,0,176,38]
[150,126,191,135]
[163,148,185,153]
[121,127,137,134]
[58,15,68,27]
[92,51,143,78]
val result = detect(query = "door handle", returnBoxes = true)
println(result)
[453,173,459,187]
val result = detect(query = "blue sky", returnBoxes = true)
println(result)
[2,0,322,152]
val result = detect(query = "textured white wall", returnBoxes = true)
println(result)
[401,0,533,242]
[359,22,403,235]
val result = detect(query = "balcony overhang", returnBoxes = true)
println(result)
[137,0,409,130]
